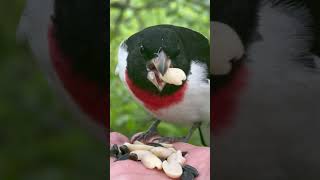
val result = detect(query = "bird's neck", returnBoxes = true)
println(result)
[125,72,187,112]
[48,25,107,126]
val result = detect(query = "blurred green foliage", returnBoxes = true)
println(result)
[0,1,104,179]
[110,0,209,145]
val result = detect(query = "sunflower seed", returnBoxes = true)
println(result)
[182,165,199,177]
[115,153,130,161]
[110,144,119,157]
[119,145,130,154]
[128,153,139,161]
[181,170,195,180]
[182,151,188,157]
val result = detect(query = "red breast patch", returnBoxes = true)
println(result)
[212,66,248,135]
[125,72,187,112]
[48,25,107,127]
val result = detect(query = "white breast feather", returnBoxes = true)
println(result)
[156,61,210,124]
[116,41,128,82]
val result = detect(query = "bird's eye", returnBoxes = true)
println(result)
[140,45,145,54]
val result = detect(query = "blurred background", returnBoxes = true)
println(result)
[110,0,210,145]
[0,1,105,179]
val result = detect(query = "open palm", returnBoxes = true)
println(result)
[110,132,210,180]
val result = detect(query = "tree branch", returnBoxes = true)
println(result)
[111,0,130,41]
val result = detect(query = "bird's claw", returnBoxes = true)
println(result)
[131,131,158,143]
[152,136,189,144]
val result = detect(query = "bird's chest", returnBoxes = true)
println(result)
[48,26,106,126]
[125,79,209,124]
[151,98,205,124]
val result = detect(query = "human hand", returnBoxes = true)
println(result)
[110,132,210,180]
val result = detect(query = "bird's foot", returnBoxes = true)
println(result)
[152,136,189,144]
[131,119,161,143]
[130,130,159,143]
[152,122,201,144]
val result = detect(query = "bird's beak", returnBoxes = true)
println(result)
[146,50,171,92]
[153,50,171,76]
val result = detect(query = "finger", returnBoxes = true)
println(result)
[184,147,210,180]
[111,160,170,180]
[110,132,129,145]
[172,142,198,152]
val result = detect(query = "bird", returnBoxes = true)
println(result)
[116,25,210,146]
[16,0,107,139]
[212,0,320,179]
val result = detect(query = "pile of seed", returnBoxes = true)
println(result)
[110,141,199,179]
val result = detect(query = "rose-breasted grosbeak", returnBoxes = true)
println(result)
[116,25,210,145]
[17,0,107,138]
[212,0,320,179]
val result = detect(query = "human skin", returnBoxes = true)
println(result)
[110,132,210,180]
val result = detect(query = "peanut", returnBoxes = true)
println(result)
[150,147,174,159]
[141,153,163,170]
[160,68,186,85]
[162,160,183,178]
[123,143,153,151]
